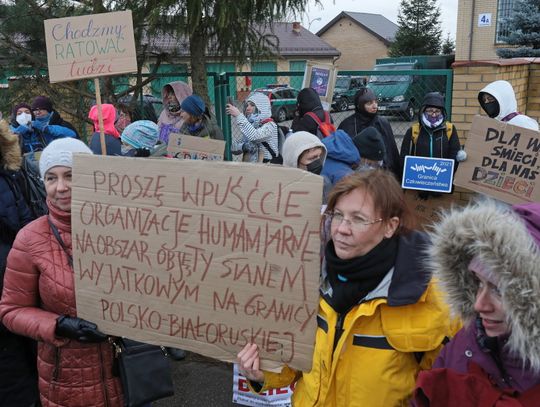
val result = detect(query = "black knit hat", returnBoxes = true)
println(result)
[353,127,386,161]
[354,87,377,109]
[422,92,445,109]
[31,96,53,112]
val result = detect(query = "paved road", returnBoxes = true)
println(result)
[154,353,236,407]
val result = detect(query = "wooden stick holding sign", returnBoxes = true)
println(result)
[93,79,107,155]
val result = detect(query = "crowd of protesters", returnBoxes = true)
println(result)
[0,77,539,407]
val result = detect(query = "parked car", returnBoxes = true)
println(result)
[252,86,299,122]
[331,75,366,112]
[367,55,454,121]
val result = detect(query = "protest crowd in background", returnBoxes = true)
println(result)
[1,72,540,407]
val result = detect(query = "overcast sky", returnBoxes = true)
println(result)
[301,0,459,40]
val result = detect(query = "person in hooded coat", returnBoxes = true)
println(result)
[400,92,460,168]
[478,80,539,131]
[0,120,39,407]
[226,92,279,163]
[282,131,330,203]
[338,87,401,179]
[290,87,331,136]
[30,96,78,145]
[157,81,193,144]
[9,103,43,153]
[321,129,359,186]
[179,95,224,140]
[412,199,540,406]
[88,103,122,155]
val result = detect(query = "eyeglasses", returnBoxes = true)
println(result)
[425,108,442,115]
[327,211,383,231]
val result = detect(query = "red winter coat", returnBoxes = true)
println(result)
[0,202,123,407]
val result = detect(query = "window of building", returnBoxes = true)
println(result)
[496,0,514,43]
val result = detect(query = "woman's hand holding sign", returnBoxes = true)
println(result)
[237,343,265,383]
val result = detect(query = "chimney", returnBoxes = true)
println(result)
[292,22,301,34]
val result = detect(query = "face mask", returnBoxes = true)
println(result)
[483,101,499,118]
[16,112,32,126]
[306,158,323,175]
[422,112,444,128]
[168,103,181,113]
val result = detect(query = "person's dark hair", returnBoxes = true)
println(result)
[326,169,415,235]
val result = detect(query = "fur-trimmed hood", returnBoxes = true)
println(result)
[428,198,540,371]
[0,120,22,171]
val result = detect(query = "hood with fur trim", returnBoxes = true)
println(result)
[0,120,22,171]
[428,199,540,371]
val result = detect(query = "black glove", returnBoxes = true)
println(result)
[55,316,108,343]
[134,148,151,157]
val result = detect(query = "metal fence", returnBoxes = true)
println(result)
[105,68,453,160]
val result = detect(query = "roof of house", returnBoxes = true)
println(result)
[316,11,398,45]
[142,22,340,58]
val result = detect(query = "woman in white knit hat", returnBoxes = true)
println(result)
[0,138,125,406]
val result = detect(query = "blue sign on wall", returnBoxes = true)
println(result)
[402,156,455,193]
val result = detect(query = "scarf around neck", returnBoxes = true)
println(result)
[325,236,398,313]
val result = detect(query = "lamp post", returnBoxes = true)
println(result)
[308,17,322,31]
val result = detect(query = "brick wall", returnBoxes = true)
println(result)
[319,17,390,70]
[455,0,505,61]
[451,59,540,201]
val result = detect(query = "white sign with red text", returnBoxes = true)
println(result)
[233,364,294,407]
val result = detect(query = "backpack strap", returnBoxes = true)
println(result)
[412,121,454,145]
[305,111,323,126]
[412,123,420,145]
[261,141,277,159]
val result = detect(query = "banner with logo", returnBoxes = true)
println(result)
[402,156,455,193]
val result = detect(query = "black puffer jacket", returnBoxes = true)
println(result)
[338,90,401,179]
[0,120,39,406]
[291,88,330,136]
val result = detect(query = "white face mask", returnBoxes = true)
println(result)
[16,112,32,126]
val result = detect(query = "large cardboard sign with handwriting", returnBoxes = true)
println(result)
[71,156,322,371]
[404,190,462,230]
[44,11,137,83]
[168,134,225,161]
[454,116,540,204]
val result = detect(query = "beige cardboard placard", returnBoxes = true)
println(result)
[454,116,540,205]
[71,155,322,371]
[168,134,226,161]
[404,190,462,230]
[44,11,137,83]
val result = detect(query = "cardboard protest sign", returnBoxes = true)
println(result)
[402,156,455,193]
[404,190,462,230]
[71,156,323,371]
[44,11,137,83]
[454,116,540,205]
[168,134,226,161]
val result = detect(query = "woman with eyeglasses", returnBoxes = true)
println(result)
[238,169,455,406]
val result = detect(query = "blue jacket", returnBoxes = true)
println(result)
[32,110,78,146]
[321,129,360,185]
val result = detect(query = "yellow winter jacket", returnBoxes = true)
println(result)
[253,232,458,407]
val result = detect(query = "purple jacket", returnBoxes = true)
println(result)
[433,322,540,393]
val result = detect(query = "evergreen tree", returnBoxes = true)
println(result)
[441,33,455,55]
[389,0,443,56]
[497,0,540,58]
